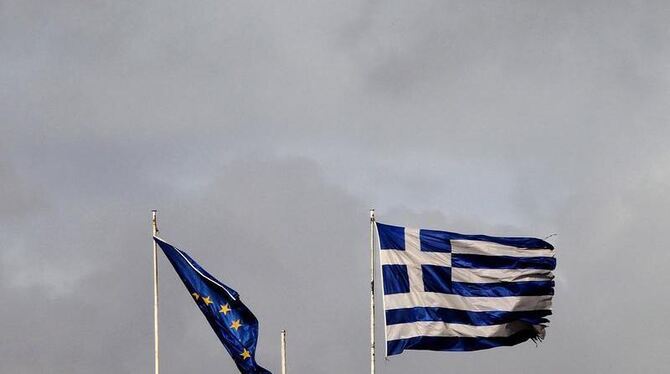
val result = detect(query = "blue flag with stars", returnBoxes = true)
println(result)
[154,237,271,374]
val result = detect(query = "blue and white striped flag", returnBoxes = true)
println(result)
[376,222,556,355]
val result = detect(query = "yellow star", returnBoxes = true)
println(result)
[219,303,231,315]
[202,296,213,306]
[230,319,242,331]
[240,348,251,360]
[191,292,200,300]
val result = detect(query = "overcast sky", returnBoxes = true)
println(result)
[2,1,669,373]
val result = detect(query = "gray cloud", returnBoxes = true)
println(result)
[1,1,669,372]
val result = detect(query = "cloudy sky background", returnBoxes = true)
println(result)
[2,1,669,372]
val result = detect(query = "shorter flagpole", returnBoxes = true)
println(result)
[281,329,287,374]
[152,210,160,374]
[370,209,376,374]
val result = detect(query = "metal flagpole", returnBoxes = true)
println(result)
[152,210,160,374]
[281,329,287,374]
[369,209,376,374]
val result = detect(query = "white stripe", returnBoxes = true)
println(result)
[386,321,537,340]
[451,239,554,258]
[379,250,451,266]
[405,228,420,250]
[452,268,554,283]
[384,292,552,312]
[405,228,424,292]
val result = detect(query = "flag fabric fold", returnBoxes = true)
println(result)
[376,222,556,355]
[154,237,271,374]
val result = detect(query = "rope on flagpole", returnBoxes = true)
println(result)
[370,209,376,374]
[152,210,160,374]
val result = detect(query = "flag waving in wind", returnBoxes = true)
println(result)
[154,237,271,374]
[376,222,556,355]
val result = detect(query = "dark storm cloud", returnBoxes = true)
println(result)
[1,1,669,373]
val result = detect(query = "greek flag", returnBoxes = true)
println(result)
[376,222,556,355]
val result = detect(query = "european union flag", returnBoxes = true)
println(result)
[154,237,271,374]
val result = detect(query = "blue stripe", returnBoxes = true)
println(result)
[386,307,551,326]
[376,223,405,250]
[419,230,452,252]
[420,265,553,296]
[452,254,556,270]
[454,280,554,297]
[387,330,539,355]
[419,228,553,250]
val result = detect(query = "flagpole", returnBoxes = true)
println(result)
[281,329,287,374]
[370,209,376,374]
[152,210,160,374]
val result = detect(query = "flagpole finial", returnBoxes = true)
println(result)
[370,209,375,221]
